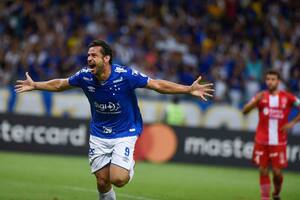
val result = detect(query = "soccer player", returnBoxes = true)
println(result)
[15,40,214,200]
[242,70,300,200]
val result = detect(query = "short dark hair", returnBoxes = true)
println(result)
[265,69,281,80]
[88,40,113,64]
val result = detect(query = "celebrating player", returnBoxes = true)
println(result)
[242,69,300,200]
[15,40,214,200]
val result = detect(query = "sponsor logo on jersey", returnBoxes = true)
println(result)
[94,101,121,114]
[263,107,284,119]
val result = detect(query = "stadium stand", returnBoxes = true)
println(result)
[1,0,299,107]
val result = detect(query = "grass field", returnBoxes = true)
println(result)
[0,151,300,200]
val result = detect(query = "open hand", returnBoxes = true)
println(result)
[190,76,214,101]
[15,72,35,93]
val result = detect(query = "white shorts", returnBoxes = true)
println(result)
[88,135,137,173]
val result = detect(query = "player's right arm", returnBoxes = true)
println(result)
[15,72,73,93]
[242,92,263,115]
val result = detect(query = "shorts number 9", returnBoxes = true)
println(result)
[124,147,130,157]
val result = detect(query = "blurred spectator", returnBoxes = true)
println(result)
[164,96,185,126]
[0,0,300,105]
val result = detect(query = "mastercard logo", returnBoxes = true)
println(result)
[134,124,178,163]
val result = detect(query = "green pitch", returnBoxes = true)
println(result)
[0,151,300,200]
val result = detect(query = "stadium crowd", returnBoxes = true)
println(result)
[1,0,300,106]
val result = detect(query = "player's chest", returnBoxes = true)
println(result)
[259,95,289,109]
[82,80,130,101]
[259,95,290,118]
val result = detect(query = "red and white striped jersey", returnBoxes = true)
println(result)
[255,91,299,145]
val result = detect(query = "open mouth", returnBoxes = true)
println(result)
[88,63,96,71]
[87,63,97,73]
[88,63,96,68]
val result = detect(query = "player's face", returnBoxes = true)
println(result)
[87,46,105,74]
[265,74,280,92]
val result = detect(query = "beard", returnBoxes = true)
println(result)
[267,84,278,92]
[88,62,96,69]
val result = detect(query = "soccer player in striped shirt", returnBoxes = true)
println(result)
[243,69,300,200]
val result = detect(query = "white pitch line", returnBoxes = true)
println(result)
[62,185,159,200]
[2,179,159,200]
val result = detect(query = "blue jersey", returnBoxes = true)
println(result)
[68,64,149,139]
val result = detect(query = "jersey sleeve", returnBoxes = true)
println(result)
[251,92,263,108]
[290,94,300,108]
[127,68,149,89]
[68,70,83,87]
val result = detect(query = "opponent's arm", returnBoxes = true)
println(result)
[281,98,300,131]
[15,72,73,93]
[146,76,214,101]
[242,92,263,115]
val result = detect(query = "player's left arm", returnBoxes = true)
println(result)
[146,76,214,101]
[281,112,300,131]
[281,97,300,131]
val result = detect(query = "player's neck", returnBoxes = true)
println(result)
[269,89,279,95]
[95,64,111,81]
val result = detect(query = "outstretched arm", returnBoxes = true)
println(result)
[146,76,214,101]
[242,92,263,115]
[15,72,73,93]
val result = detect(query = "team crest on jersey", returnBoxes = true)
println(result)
[263,107,269,115]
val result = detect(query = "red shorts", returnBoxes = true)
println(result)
[252,143,287,168]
